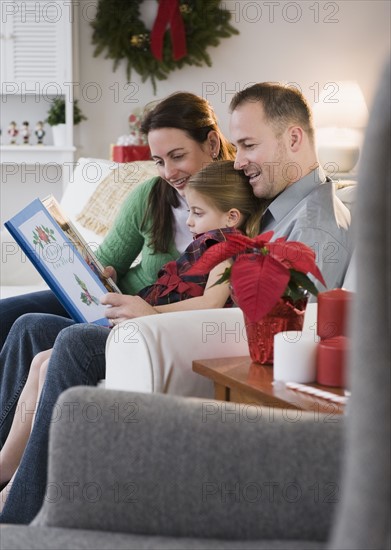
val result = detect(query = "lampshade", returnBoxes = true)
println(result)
[313,80,369,129]
[313,81,369,173]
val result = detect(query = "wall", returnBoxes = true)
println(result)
[1,0,390,223]
[77,0,390,160]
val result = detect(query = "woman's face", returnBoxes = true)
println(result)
[148,128,216,197]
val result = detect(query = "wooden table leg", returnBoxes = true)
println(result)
[214,382,230,401]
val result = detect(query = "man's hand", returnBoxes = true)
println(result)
[101,293,157,324]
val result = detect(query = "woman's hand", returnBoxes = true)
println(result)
[101,293,158,324]
[102,266,117,283]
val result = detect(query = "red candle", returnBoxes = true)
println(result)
[316,336,349,387]
[317,288,353,340]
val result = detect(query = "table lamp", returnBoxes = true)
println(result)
[313,81,369,174]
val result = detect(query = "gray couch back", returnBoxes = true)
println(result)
[329,57,391,550]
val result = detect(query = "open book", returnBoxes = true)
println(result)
[4,195,121,326]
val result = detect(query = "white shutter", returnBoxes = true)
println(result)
[1,1,68,90]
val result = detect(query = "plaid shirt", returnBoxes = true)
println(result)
[138,227,241,306]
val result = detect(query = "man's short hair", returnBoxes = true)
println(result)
[230,83,315,144]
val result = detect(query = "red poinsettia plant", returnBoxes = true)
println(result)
[187,231,326,323]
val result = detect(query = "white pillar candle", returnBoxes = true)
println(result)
[273,331,318,383]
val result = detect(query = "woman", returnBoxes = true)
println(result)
[0,92,235,348]
[0,96,242,524]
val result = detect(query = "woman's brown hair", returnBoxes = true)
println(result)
[140,92,236,253]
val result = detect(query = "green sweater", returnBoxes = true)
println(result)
[96,177,181,295]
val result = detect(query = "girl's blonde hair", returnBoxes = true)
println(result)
[187,160,267,237]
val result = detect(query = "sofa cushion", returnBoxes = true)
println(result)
[60,158,113,223]
[75,160,158,237]
[0,283,48,299]
[60,157,115,247]
[335,182,356,211]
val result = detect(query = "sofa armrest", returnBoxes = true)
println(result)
[104,304,318,397]
[34,386,343,542]
[1,228,45,286]
[105,308,248,397]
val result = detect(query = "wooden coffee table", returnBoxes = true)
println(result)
[193,356,346,415]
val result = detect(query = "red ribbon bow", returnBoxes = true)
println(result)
[157,262,203,298]
[150,0,187,61]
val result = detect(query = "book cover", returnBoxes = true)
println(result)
[4,197,120,326]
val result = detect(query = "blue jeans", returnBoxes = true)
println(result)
[0,313,109,524]
[0,290,70,350]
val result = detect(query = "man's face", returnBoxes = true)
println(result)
[229,101,292,199]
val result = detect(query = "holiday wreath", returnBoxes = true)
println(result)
[91,0,239,92]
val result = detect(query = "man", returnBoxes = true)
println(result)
[229,83,353,291]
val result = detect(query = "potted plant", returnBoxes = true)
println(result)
[188,231,326,364]
[45,98,87,146]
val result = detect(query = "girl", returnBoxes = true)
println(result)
[134,160,263,311]
[0,161,266,511]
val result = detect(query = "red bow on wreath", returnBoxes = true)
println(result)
[150,0,187,61]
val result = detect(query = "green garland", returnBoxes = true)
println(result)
[91,0,239,92]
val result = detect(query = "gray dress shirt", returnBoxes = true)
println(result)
[260,168,353,293]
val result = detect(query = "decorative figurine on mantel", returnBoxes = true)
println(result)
[8,121,19,145]
[21,121,31,145]
[127,108,148,145]
[35,121,45,145]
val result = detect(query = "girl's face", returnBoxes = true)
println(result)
[148,128,217,197]
[185,188,231,236]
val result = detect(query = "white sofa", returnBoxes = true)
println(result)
[1,158,355,398]
[0,157,115,298]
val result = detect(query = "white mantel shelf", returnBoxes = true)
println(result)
[0,145,76,165]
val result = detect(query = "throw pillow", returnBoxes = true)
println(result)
[76,161,158,237]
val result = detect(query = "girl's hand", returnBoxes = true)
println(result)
[101,293,157,324]
[102,266,117,283]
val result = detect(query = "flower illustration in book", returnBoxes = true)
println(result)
[74,274,100,306]
[33,225,56,248]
